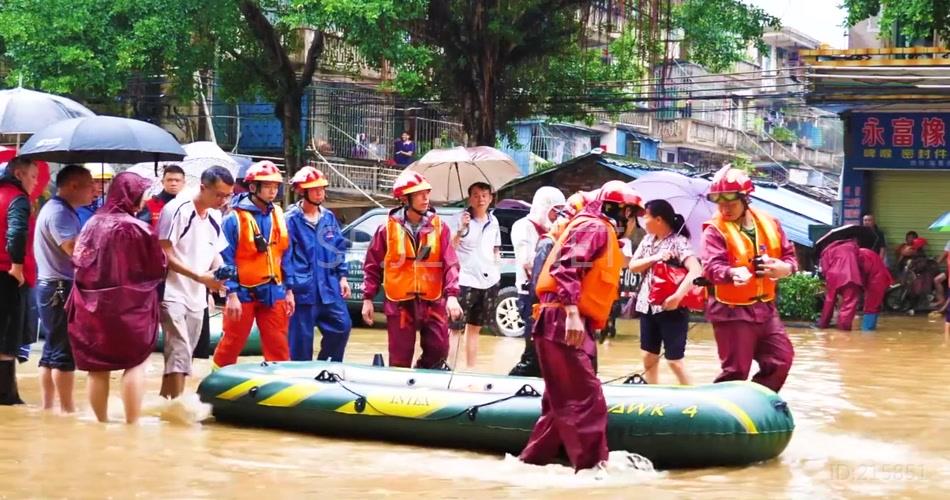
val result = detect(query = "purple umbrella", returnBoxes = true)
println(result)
[628,171,716,253]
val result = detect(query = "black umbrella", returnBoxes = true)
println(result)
[17,116,185,164]
[814,224,877,256]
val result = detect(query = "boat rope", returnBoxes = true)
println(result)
[313,369,541,423]
[599,321,701,385]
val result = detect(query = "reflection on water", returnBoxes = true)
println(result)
[3,315,950,498]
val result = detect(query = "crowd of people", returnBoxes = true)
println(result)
[0,156,847,473]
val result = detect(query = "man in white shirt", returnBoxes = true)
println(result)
[448,182,502,370]
[507,187,565,377]
[157,166,234,398]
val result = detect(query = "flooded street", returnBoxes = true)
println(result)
[3,315,950,498]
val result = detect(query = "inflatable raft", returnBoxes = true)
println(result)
[155,314,262,355]
[198,361,794,468]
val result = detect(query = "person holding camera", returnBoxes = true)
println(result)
[627,199,701,385]
[700,166,797,392]
[361,170,462,368]
[213,161,295,369]
[156,166,233,398]
[447,182,501,370]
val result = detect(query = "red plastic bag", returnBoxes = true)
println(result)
[648,261,706,311]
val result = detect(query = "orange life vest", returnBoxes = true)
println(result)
[382,215,444,302]
[235,205,289,288]
[535,215,623,329]
[705,208,783,306]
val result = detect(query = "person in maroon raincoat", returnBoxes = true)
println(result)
[818,239,863,331]
[519,181,644,472]
[701,166,797,393]
[857,247,891,331]
[67,172,167,423]
[361,170,462,368]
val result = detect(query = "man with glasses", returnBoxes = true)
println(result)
[156,166,233,398]
[700,165,797,392]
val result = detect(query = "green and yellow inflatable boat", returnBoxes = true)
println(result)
[155,314,262,355]
[198,361,794,468]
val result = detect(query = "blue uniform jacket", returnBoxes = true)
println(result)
[285,202,348,305]
[221,193,294,306]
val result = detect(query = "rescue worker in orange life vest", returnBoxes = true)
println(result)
[212,161,295,369]
[285,167,352,362]
[700,165,797,392]
[361,170,463,369]
[519,181,644,472]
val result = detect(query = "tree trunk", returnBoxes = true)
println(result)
[278,90,303,177]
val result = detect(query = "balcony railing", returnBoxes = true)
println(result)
[305,159,402,197]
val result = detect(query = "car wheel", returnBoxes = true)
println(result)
[491,286,525,337]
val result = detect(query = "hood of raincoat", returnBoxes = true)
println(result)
[102,171,152,216]
[528,186,566,230]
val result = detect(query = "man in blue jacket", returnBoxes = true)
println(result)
[286,167,352,362]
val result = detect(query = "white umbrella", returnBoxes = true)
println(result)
[629,171,716,253]
[0,87,95,146]
[127,141,238,191]
[407,146,521,203]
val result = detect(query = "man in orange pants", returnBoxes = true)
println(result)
[213,161,295,368]
[519,181,644,472]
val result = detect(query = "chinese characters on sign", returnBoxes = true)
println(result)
[852,113,950,169]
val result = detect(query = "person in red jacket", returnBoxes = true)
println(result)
[700,166,797,393]
[0,157,39,404]
[138,164,186,229]
[519,181,644,472]
[361,170,462,368]
[857,246,891,331]
[818,239,863,331]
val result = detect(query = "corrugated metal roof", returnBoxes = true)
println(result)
[752,198,824,247]
[750,183,833,225]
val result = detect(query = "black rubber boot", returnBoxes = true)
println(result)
[508,335,541,377]
[0,359,25,405]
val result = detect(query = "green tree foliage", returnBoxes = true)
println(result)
[0,0,323,173]
[842,0,950,45]
[672,0,781,73]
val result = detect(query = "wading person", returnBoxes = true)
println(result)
[448,182,502,370]
[508,186,565,377]
[157,166,233,398]
[818,239,863,331]
[519,181,643,472]
[700,166,797,393]
[67,172,167,423]
[857,246,891,331]
[361,170,462,368]
[213,161,295,368]
[627,199,701,385]
[0,157,40,405]
[33,165,94,412]
[286,167,352,362]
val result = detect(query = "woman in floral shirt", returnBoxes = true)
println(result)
[627,199,702,385]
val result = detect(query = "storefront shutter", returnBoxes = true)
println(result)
[870,171,950,258]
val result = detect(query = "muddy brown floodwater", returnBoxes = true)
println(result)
[2,315,949,498]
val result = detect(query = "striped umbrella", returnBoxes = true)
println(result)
[929,211,950,232]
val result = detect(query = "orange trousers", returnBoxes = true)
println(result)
[213,300,290,368]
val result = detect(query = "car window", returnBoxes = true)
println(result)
[343,214,387,244]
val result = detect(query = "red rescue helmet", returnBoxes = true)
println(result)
[707,165,754,201]
[598,180,644,213]
[290,166,329,190]
[392,170,432,199]
[244,161,284,183]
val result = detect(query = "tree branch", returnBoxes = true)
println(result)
[298,30,324,88]
[238,0,295,94]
